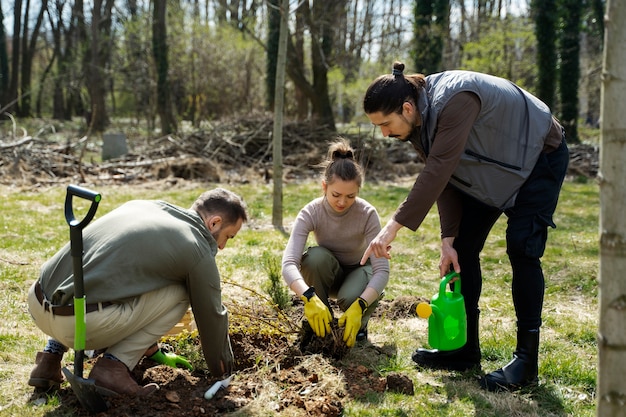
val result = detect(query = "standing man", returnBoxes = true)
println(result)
[360,62,568,391]
[28,188,247,396]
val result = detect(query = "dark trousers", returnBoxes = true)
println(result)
[453,138,569,331]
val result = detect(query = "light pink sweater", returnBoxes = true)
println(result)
[282,196,390,294]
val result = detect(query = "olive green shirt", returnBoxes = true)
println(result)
[38,200,232,376]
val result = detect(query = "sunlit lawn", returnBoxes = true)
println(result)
[0,177,598,416]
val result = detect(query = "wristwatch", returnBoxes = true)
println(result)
[357,297,368,312]
[302,287,316,301]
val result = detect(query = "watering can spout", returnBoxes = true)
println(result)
[416,303,443,321]
[416,302,431,318]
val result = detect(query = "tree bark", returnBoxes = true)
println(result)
[19,0,46,117]
[8,0,22,114]
[64,0,86,121]
[558,0,582,143]
[413,0,449,75]
[0,2,9,106]
[597,1,626,415]
[84,0,113,132]
[265,0,280,110]
[531,0,557,109]
[293,8,308,120]
[36,43,56,118]
[48,5,65,120]
[271,0,288,231]
[306,1,343,130]
[152,0,177,134]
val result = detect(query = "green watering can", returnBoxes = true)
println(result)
[416,272,467,351]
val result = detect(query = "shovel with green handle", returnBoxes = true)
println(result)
[60,184,116,413]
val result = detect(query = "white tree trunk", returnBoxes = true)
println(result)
[597,1,626,415]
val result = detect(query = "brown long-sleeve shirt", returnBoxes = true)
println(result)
[393,91,563,238]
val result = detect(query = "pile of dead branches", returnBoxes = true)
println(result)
[567,143,599,179]
[0,118,343,185]
[0,116,599,186]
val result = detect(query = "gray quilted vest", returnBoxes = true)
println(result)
[417,71,553,209]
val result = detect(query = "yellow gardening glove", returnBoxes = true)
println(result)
[338,297,368,348]
[301,287,332,338]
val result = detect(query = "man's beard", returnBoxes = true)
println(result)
[393,113,420,142]
[395,122,420,146]
[406,125,426,161]
[407,125,421,144]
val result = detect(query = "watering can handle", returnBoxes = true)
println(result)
[439,271,461,296]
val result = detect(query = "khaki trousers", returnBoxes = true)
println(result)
[28,282,189,370]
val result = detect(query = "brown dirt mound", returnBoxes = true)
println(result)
[33,296,414,416]
[373,295,429,320]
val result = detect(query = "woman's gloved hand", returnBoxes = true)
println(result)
[149,349,193,371]
[339,297,368,347]
[301,287,332,337]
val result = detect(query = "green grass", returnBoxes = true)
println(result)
[0,179,598,416]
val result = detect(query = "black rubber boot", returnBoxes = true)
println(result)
[412,311,481,372]
[481,328,540,392]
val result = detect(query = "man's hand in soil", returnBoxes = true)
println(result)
[301,287,332,338]
[150,349,193,371]
[339,298,368,348]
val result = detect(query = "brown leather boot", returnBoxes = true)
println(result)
[88,357,159,396]
[28,352,64,389]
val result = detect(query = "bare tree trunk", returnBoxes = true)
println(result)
[275,0,339,130]
[413,0,449,74]
[36,45,55,118]
[48,4,65,120]
[306,1,342,130]
[215,0,230,24]
[558,0,582,143]
[8,0,22,114]
[125,0,154,127]
[532,0,558,109]
[293,8,307,120]
[19,0,46,117]
[265,0,280,110]
[67,0,87,121]
[0,2,9,106]
[84,0,113,132]
[152,0,177,134]
[271,0,288,231]
[597,1,626,415]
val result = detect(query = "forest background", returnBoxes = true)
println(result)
[0,1,611,416]
[0,0,606,143]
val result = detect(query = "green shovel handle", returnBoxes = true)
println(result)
[64,185,101,353]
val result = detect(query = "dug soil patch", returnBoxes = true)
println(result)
[33,296,424,416]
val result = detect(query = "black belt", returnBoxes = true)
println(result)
[35,282,113,316]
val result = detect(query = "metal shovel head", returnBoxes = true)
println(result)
[62,367,116,413]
